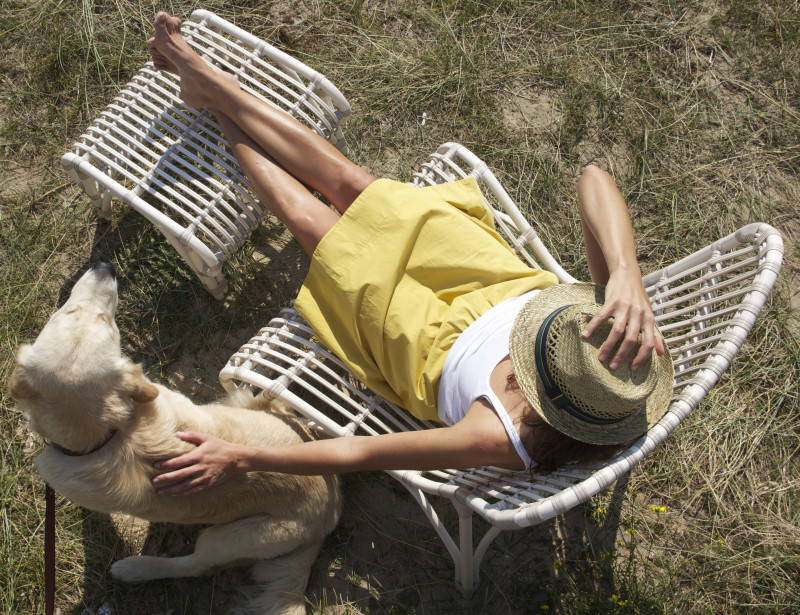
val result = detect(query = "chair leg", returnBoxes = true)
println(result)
[472,525,503,593]
[397,478,506,597]
[61,154,113,220]
[168,236,228,299]
[452,503,504,597]
[454,500,475,596]
[193,269,228,300]
[398,482,467,587]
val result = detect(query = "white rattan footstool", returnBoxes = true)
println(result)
[61,10,351,298]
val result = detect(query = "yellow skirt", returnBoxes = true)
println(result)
[295,177,557,422]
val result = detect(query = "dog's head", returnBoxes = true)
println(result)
[8,263,157,447]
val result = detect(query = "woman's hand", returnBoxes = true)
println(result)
[153,432,245,496]
[582,268,665,371]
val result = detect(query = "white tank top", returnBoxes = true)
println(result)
[437,290,540,470]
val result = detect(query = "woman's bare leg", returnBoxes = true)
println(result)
[149,12,374,214]
[149,37,337,254]
[215,110,339,256]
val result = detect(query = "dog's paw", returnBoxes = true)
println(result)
[110,556,161,582]
[111,554,206,581]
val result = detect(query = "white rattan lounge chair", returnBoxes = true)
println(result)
[61,10,351,299]
[219,142,784,596]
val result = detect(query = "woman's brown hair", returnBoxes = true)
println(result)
[508,374,624,471]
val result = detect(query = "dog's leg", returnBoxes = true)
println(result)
[110,514,309,582]
[244,541,323,615]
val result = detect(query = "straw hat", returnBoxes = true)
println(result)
[509,283,673,446]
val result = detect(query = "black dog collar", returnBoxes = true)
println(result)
[46,429,119,457]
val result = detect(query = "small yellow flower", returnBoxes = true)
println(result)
[649,505,667,513]
[591,506,608,522]
[540,606,550,611]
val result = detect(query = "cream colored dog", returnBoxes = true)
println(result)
[9,263,342,615]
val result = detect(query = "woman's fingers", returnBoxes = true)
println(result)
[155,475,208,496]
[152,465,196,485]
[631,333,655,370]
[610,308,643,369]
[654,327,666,356]
[176,431,209,445]
[583,303,615,350]
[628,312,654,370]
[584,302,629,366]
[583,299,659,371]
[153,451,196,472]
[151,431,243,496]
[153,459,215,496]
[153,432,207,470]
[600,315,627,366]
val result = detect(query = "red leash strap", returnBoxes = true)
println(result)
[45,484,55,615]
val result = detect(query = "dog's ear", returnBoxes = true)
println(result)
[8,346,38,400]
[8,366,39,400]
[123,364,159,403]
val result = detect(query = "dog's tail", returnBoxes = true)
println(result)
[235,541,323,615]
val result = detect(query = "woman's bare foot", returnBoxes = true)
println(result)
[150,12,228,109]
[149,31,239,95]
[148,37,178,74]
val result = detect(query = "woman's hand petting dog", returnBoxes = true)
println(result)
[154,432,245,495]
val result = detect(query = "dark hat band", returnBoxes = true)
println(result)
[534,305,625,426]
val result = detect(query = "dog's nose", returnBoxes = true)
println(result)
[91,262,117,280]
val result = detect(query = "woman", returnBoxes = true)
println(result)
[147,13,671,496]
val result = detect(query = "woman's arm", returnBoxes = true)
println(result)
[152,397,522,495]
[576,164,665,370]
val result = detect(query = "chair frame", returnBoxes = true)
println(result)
[220,142,784,595]
[61,10,351,299]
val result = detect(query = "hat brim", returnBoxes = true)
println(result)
[509,283,674,446]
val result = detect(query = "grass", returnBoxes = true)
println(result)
[1,0,799,613]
